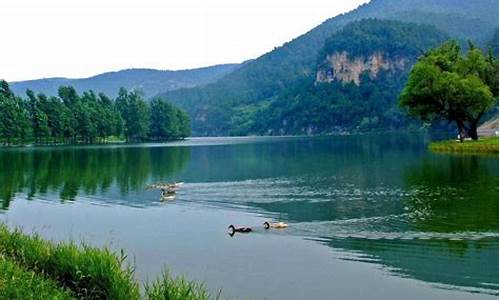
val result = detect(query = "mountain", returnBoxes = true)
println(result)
[9,64,241,99]
[241,19,449,135]
[158,0,499,136]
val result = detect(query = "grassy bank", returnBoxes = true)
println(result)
[428,136,499,154]
[0,224,217,300]
[0,257,74,299]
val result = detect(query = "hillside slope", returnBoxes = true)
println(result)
[10,63,241,99]
[240,19,449,135]
[159,0,499,136]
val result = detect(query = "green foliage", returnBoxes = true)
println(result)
[26,89,50,142]
[0,224,218,300]
[0,81,190,145]
[158,0,498,136]
[399,41,498,140]
[319,19,448,61]
[116,88,151,142]
[232,20,448,135]
[0,224,140,299]
[150,98,191,140]
[145,270,217,300]
[428,136,499,154]
[0,80,31,144]
[0,257,74,300]
[0,145,191,207]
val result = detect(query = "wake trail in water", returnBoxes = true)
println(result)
[175,178,499,242]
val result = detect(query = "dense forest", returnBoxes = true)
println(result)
[231,20,449,135]
[158,0,498,136]
[0,80,190,145]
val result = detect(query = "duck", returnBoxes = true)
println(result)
[160,189,176,201]
[228,225,252,236]
[263,221,288,229]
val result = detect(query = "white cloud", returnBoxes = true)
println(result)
[1,0,368,81]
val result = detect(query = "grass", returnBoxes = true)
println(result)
[428,136,499,154]
[145,270,220,300]
[0,257,74,299]
[0,224,140,299]
[0,224,217,300]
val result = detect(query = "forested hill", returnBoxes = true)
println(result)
[244,20,449,135]
[158,0,499,136]
[10,63,241,99]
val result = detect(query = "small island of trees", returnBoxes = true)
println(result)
[0,81,190,145]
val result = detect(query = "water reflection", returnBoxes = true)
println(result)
[239,152,498,293]
[404,155,499,233]
[322,237,498,295]
[0,136,497,297]
[0,146,190,208]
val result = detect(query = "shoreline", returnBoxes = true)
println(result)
[428,137,499,154]
[0,224,215,300]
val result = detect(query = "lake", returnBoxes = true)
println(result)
[0,134,498,300]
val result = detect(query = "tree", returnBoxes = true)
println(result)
[0,80,30,144]
[177,109,191,138]
[0,82,189,145]
[77,91,99,143]
[116,89,150,142]
[399,41,498,141]
[58,86,79,142]
[149,98,176,140]
[96,93,122,142]
[40,95,68,143]
[26,89,50,143]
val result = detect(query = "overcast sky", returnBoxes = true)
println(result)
[1,0,368,81]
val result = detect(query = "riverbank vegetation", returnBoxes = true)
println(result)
[428,136,499,154]
[0,81,190,146]
[0,224,216,300]
[0,257,73,299]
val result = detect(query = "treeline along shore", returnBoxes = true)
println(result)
[0,80,191,146]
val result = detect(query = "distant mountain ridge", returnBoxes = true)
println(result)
[9,63,241,98]
[158,0,499,136]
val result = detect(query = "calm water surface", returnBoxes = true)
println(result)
[0,135,498,299]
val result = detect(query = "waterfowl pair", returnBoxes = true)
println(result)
[227,221,288,236]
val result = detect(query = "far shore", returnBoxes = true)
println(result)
[428,136,499,154]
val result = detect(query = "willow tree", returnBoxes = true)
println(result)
[399,41,498,141]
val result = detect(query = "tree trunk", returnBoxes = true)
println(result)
[468,118,481,141]
[456,120,466,142]
[468,125,478,140]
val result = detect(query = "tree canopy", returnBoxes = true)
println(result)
[399,41,498,140]
[0,80,190,145]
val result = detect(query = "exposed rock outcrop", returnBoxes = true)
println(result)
[316,51,409,85]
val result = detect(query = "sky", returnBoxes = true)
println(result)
[1,0,368,82]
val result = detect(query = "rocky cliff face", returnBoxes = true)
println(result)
[316,51,409,85]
